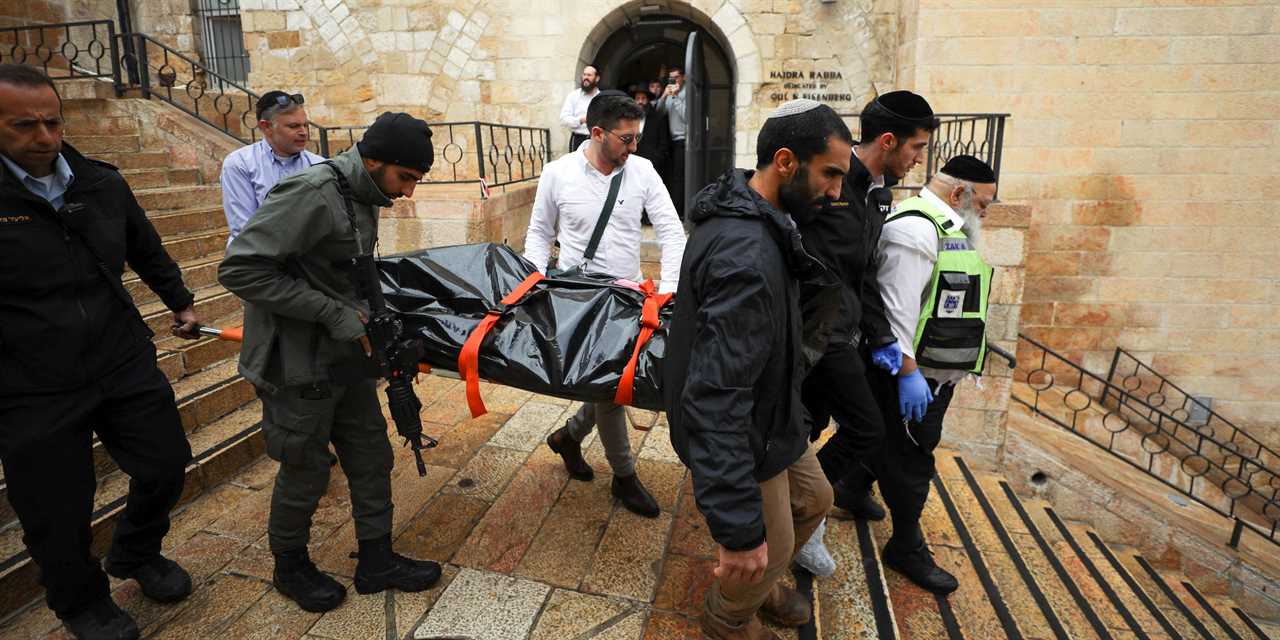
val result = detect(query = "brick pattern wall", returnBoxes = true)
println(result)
[900,2,1280,444]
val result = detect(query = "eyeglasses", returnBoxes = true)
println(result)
[603,129,638,146]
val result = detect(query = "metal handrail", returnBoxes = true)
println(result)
[837,112,1009,197]
[1013,333,1279,550]
[1104,347,1280,475]
[0,20,120,86]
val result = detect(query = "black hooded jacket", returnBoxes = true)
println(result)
[663,169,837,551]
[798,151,896,351]
[0,143,193,396]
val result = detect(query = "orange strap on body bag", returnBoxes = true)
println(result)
[457,272,545,417]
[613,279,673,418]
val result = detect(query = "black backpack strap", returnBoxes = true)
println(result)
[321,162,363,250]
[582,171,624,262]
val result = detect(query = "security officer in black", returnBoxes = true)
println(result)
[798,91,941,522]
[0,64,199,640]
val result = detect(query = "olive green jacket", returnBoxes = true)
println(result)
[218,146,391,393]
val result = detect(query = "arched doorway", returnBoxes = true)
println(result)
[586,12,736,210]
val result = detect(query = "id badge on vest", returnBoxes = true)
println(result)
[938,290,966,318]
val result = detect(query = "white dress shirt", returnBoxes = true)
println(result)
[876,187,970,386]
[523,141,686,293]
[559,87,600,136]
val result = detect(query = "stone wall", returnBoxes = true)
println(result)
[234,0,901,168]
[1,0,66,27]
[897,2,1280,444]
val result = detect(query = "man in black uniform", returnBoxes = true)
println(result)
[793,92,939,574]
[0,64,200,640]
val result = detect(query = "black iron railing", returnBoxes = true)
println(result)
[0,20,120,85]
[1013,334,1280,550]
[316,122,550,187]
[1103,347,1280,475]
[838,112,1009,196]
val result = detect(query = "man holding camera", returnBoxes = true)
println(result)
[0,64,200,640]
[655,65,688,218]
[218,112,442,614]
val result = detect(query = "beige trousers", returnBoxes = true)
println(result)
[706,444,834,623]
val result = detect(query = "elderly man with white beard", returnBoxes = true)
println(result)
[859,154,998,594]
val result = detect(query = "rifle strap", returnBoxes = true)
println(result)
[457,271,545,418]
[322,162,364,252]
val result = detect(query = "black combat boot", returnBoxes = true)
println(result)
[353,534,442,595]
[547,426,594,481]
[611,473,660,518]
[882,534,959,595]
[272,549,346,612]
[61,597,139,640]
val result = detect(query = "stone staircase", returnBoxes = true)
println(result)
[0,95,262,619]
[816,453,1280,639]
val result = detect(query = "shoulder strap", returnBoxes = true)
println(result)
[55,202,135,309]
[886,209,953,233]
[322,162,364,250]
[583,171,624,262]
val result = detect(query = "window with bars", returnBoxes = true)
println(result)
[195,0,249,84]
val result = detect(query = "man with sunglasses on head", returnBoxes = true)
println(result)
[220,90,323,245]
[524,91,686,517]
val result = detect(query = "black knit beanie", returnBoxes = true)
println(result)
[356,112,434,172]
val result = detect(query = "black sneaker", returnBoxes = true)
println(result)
[832,488,886,521]
[882,539,959,595]
[104,555,192,604]
[62,598,139,640]
[273,549,347,612]
[354,535,442,595]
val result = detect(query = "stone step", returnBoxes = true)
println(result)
[0,400,264,619]
[147,206,226,240]
[1120,553,1250,640]
[64,115,140,137]
[92,150,171,170]
[817,515,896,639]
[157,228,228,264]
[125,252,224,307]
[70,134,141,155]
[120,167,203,191]
[135,185,223,213]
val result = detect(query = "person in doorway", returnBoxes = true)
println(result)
[791,91,939,576]
[630,84,672,225]
[0,63,200,640]
[862,155,997,595]
[655,65,687,218]
[220,90,324,245]
[218,112,442,613]
[664,99,850,640]
[559,64,601,153]
[525,92,686,518]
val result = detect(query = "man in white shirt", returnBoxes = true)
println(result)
[558,65,601,153]
[525,91,686,517]
[869,155,997,593]
[220,91,324,245]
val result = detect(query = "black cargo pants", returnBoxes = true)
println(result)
[0,345,191,618]
[804,343,886,490]
[260,378,394,553]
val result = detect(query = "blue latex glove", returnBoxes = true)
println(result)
[898,369,934,423]
[870,342,903,375]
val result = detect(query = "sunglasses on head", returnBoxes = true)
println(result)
[258,93,304,120]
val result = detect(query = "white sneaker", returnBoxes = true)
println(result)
[794,518,837,577]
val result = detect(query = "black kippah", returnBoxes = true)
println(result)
[940,155,996,183]
[874,90,933,120]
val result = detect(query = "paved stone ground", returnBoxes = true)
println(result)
[0,376,812,639]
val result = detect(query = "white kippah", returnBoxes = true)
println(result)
[768,99,823,119]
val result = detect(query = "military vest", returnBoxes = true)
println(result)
[886,195,993,374]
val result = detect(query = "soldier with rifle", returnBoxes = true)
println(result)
[219,112,440,613]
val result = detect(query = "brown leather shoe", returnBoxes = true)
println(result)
[760,583,811,627]
[547,426,593,481]
[699,612,781,640]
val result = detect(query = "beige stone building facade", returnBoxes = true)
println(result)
[5,0,1279,441]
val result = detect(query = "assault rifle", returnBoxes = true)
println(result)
[350,253,437,477]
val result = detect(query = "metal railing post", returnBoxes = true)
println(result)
[107,21,123,96]
[319,128,330,157]
[134,34,150,98]
[116,0,139,85]
[474,122,486,183]
[1229,518,1244,549]
[1101,346,1122,408]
